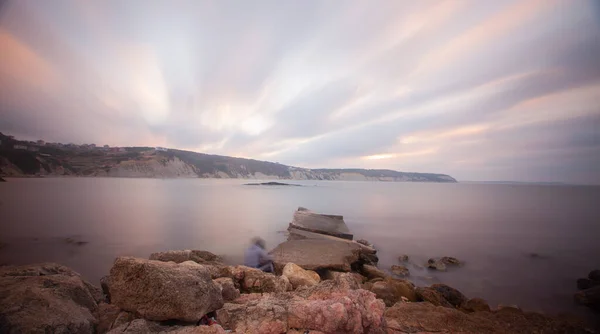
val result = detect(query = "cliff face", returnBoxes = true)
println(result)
[0,135,457,182]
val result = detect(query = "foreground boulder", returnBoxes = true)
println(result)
[107,319,226,333]
[461,297,492,312]
[415,287,453,308]
[430,283,467,307]
[282,263,320,289]
[109,257,223,322]
[0,263,101,333]
[271,239,363,272]
[385,302,588,333]
[238,266,292,293]
[214,277,241,302]
[217,280,385,333]
[149,250,223,265]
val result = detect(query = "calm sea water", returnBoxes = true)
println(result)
[1,178,599,316]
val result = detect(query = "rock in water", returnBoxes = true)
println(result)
[430,283,468,307]
[108,257,224,322]
[0,176,6,182]
[427,258,447,271]
[391,264,410,277]
[0,263,100,333]
[574,285,600,310]
[440,256,461,265]
[589,269,600,281]
[149,249,223,264]
[577,278,600,290]
[271,239,362,272]
[397,254,409,262]
[282,263,320,289]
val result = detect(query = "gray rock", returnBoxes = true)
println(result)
[109,257,223,322]
[271,239,362,272]
[0,263,100,333]
[149,249,223,265]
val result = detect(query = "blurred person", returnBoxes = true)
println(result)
[244,237,274,272]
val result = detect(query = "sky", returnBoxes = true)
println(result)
[0,1,599,184]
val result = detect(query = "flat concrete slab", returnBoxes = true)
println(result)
[289,208,353,240]
[270,239,362,272]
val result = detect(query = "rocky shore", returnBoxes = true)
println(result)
[0,208,597,333]
[0,249,595,333]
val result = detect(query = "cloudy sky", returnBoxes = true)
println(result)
[1,0,599,183]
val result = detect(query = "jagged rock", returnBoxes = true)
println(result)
[271,239,362,272]
[430,283,467,307]
[415,287,453,307]
[390,264,409,277]
[107,319,226,333]
[217,284,385,333]
[149,249,223,265]
[369,278,417,306]
[577,278,600,290]
[109,257,223,322]
[214,277,241,302]
[0,263,100,333]
[426,258,447,271]
[397,254,409,262]
[296,272,362,298]
[574,285,600,310]
[241,266,292,293]
[461,297,491,312]
[282,263,320,289]
[362,264,388,279]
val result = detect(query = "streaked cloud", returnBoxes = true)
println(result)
[0,0,599,184]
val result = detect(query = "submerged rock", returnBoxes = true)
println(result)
[390,264,410,277]
[282,263,320,289]
[0,263,101,333]
[589,269,600,281]
[427,258,447,271]
[244,181,301,186]
[108,257,223,322]
[397,254,409,262]
[440,256,461,265]
[577,278,600,290]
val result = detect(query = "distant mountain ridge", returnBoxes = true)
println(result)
[0,133,457,182]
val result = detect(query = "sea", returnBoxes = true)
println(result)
[1,178,599,318]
